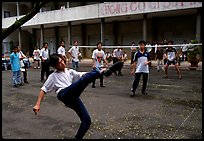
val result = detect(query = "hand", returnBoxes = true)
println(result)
[33,105,40,115]
[131,70,135,75]
[144,61,149,65]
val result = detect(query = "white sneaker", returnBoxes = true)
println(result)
[38,67,40,69]
[34,67,36,69]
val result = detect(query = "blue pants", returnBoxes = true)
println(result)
[12,70,22,86]
[72,60,79,71]
[57,70,101,139]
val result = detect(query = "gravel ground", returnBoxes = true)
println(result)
[2,60,202,139]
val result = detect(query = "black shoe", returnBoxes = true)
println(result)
[17,83,24,86]
[100,85,105,87]
[103,61,124,77]
[13,84,19,87]
[142,91,147,95]
[164,75,168,78]
[24,81,28,83]
[92,85,96,88]
[130,91,135,97]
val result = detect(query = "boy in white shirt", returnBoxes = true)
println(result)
[91,42,108,88]
[33,53,123,139]
[130,41,151,97]
[57,41,67,63]
[68,41,80,71]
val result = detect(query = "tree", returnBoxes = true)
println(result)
[2,2,48,40]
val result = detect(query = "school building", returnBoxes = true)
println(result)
[2,2,202,58]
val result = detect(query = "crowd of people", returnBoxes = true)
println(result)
[8,39,193,139]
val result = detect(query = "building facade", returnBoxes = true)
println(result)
[2,2,202,58]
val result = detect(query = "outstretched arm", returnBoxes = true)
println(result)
[33,90,45,115]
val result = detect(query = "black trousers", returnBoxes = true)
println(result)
[132,72,148,93]
[41,60,50,81]
[22,66,27,83]
[112,57,123,75]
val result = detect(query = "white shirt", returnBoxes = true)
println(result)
[40,48,49,60]
[92,49,106,68]
[33,49,40,60]
[57,46,66,56]
[113,49,123,58]
[41,68,86,94]
[18,51,26,59]
[134,51,150,73]
[181,44,188,52]
[68,46,79,62]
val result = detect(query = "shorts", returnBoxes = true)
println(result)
[166,59,177,65]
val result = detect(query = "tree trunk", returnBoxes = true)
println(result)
[2,2,48,40]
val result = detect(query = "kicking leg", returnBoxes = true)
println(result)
[65,98,91,139]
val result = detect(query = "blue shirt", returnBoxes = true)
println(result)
[133,50,151,73]
[10,52,20,72]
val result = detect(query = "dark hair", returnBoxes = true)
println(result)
[96,41,102,47]
[60,41,64,44]
[138,40,146,46]
[43,42,48,47]
[168,40,174,44]
[48,53,64,68]
[13,45,18,50]
[73,40,78,44]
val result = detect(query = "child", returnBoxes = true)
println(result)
[164,40,182,79]
[130,40,151,97]
[33,53,123,139]
[10,45,23,87]
[92,41,108,88]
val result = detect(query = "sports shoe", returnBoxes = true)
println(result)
[92,85,96,88]
[18,83,24,86]
[142,91,147,95]
[130,91,135,97]
[13,84,19,87]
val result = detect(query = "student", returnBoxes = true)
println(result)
[155,45,164,72]
[10,46,23,87]
[33,46,41,69]
[40,43,50,81]
[18,46,28,83]
[91,42,108,88]
[164,40,182,79]
[33,53,123,139]
[57,41,67,63]
[130,40,151,97]
[112,46,124,76]
[68,41,80,71]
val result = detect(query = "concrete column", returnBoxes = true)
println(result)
[143,14,147,41]
[196,9,201,42]
[67,2,70,8]
[18,27,22,48]
[100,18,105,44]
[16,2,20,16]
[54,26,59,53]
[67,21,72,48]
[40,24,44,47]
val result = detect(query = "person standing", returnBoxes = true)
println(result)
[180,40,188,61]
[68,41,80,71]
[18,46,28,83]
[155,45,164,72]
[130,40,151,97]
[10,46,23,87]
[33,46,41,69]
[57,41,67,63]
[164,40,182,79]
[91,42,108,88]
[112,46,124,76]
[130,42,137,65]
[40,42,50,81]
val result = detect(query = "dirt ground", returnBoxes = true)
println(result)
[2,60,202,139]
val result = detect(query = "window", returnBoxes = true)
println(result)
[4,11,10,18]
